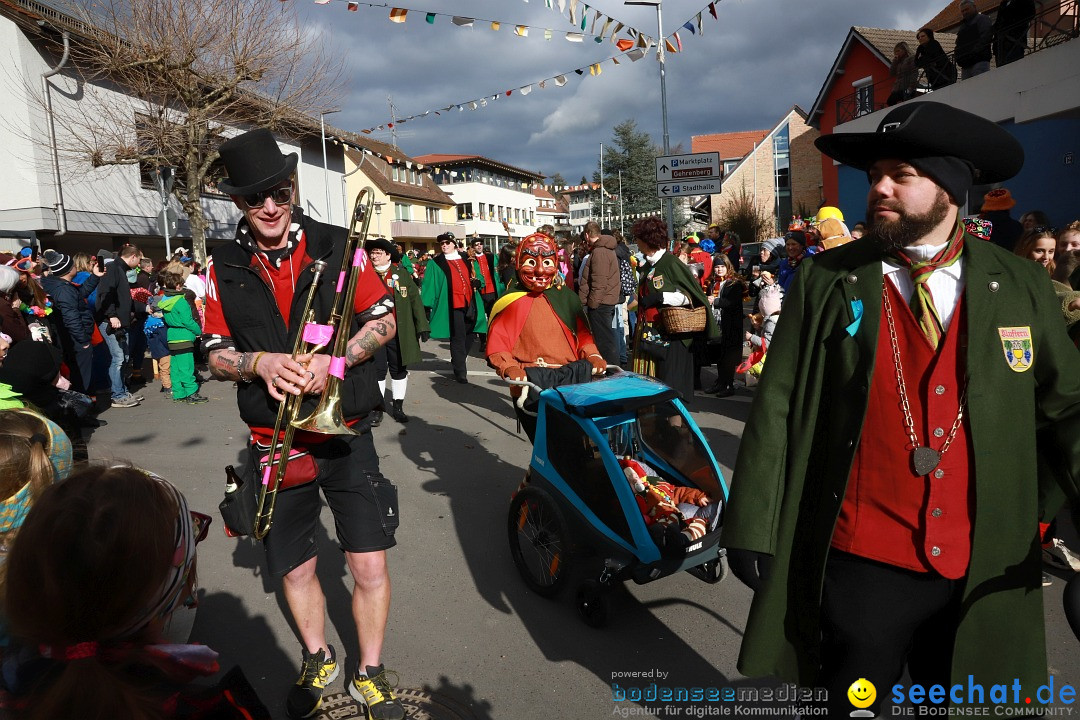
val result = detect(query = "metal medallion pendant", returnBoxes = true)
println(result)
[913,446,942,476]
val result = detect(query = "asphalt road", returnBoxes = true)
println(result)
[82,341,1080,719]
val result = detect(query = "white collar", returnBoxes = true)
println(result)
[645,248,667,263]
[443,252,461,261]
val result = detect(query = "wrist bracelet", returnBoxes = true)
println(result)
[250,351,265,379]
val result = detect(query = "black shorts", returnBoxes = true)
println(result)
[263,432,398,577]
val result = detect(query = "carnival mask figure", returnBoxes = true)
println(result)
[516,233,559,292]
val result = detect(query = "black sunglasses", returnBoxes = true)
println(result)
[242,185,293,210]
[1033,226,1057,235]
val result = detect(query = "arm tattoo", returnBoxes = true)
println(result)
[209,349,244,382]
[344,315,397,367]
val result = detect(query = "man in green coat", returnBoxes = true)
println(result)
[420,233,487,383]
[722,102,1080,715]
[366,238,429,424]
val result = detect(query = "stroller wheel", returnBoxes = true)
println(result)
[576,580,609,628]
[508,486,572,598]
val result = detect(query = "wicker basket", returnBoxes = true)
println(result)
[659,305,707,334]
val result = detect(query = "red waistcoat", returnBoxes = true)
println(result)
[831,279,974,579]
[446,257,471,309]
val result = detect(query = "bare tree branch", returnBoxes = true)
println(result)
[31,0,344,263]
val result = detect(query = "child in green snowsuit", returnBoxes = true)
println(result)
[157,271,206,404]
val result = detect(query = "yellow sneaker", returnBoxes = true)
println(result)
[285,645,340,719]
[348,664,405,720]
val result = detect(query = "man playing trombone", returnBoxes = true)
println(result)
[202,129,405,720]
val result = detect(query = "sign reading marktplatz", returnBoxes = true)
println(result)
[655,151,721,198]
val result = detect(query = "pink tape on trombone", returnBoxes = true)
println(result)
[353,248,367,268]
[302,323,333,346]
[329,356,347,379]
[336,271,346,293]
[262,465,272,486]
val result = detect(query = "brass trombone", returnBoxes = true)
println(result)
[252,187,376,539]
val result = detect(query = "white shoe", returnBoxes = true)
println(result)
[1042,538,1080,573]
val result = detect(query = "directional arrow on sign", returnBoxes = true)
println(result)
[656,177,723,198]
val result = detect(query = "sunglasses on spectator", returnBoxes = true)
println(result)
[1033,226,1057,235]
[242,185,293,209]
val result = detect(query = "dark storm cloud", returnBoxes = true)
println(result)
[298,0,944,180]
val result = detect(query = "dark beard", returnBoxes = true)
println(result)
[867,188,952,251]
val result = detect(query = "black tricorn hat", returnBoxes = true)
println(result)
[365,237,400,263]
[814,102,1023,183]
[216,129,298,196]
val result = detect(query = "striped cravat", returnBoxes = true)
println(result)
[887,224,965,348]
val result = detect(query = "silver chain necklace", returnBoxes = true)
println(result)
[882,282,968,476]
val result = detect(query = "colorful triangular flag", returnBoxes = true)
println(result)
[589,63,601,76]
[565,32,583,42]
[426,13,435,24]
[389,8,407,23]
[515,25,528,36]
[554,75,567,86]
[491,21,500,30]
[452,16,474,26]
[709,2,717,19]
[616,38,633,51]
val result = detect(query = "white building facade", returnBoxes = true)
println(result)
[0,1,347,259]
[414,154,545,247]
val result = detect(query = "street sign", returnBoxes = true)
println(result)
[156,206,178,237]
[656,177,722,198]
[655,152,721,182]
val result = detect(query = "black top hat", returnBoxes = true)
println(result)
[814,102,1023,184]
[216,129,299,196]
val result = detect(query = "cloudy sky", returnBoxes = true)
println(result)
[296,0,946,182]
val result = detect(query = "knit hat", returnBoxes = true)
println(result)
[980,188,1016,212]
[42,250,73,276]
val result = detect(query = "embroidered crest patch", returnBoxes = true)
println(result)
[399,285,408,298]
[998,326,1033,372]
[652,274,664,290]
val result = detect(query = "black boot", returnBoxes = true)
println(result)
[370,410,383,427]
[389,399,409,423]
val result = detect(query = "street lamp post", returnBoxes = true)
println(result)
[625,0,673,236]
[373,201,384,237]
[320,109,341,224]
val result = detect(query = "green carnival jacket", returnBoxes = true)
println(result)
[420,254,488,338]
[721,234,1080,709]
[378,264,429,367]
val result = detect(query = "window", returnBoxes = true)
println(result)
[426,207,440,223]
[852,76,875,118]
[456,203,472,221]
[391,166,400,182]
[478,202,486,218]
[410,169,418,185]
[394,203,410,221]
[497,205,504,221]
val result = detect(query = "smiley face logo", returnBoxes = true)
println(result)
[847,678,876,711]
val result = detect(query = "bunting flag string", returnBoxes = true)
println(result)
[304,1,652,46]
[355,46,649,136]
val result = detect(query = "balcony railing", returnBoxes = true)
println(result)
[389,220,465,239]
[835,0,1077,124]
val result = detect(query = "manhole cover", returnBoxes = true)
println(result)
[315,689,480,720]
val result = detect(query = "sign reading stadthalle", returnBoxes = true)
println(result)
[655,152,721,182]
[656,178,723,198]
